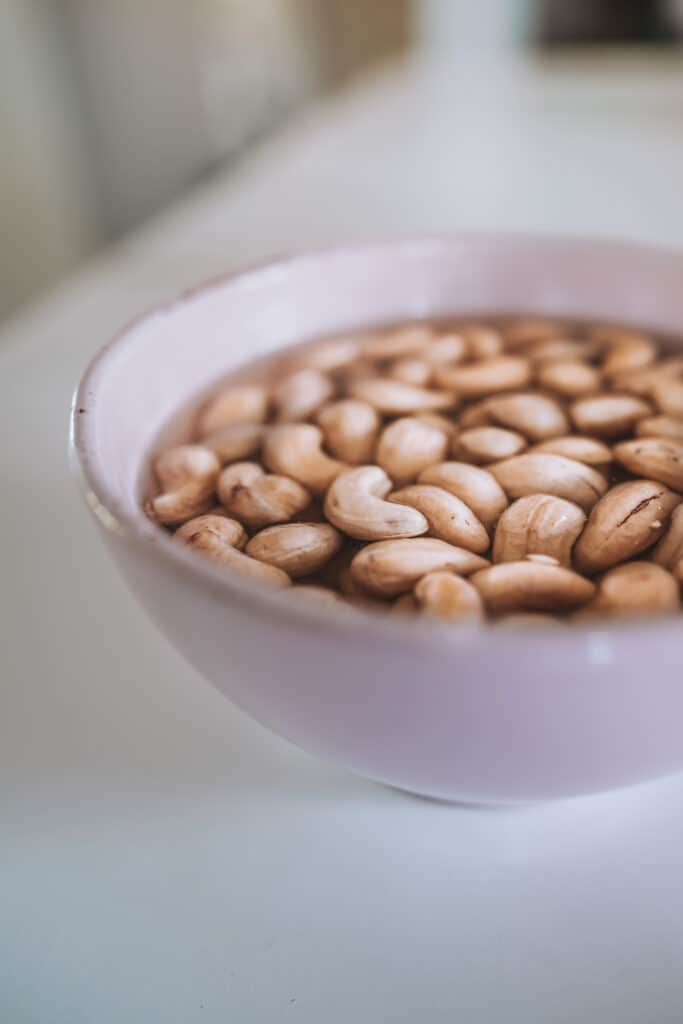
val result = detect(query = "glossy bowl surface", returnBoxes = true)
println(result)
[72,237,683,802]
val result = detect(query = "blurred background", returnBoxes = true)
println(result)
[3,0,683,324]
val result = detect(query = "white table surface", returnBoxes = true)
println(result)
[3,52,683,1023]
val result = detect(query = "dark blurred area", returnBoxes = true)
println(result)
[2,0,683,324]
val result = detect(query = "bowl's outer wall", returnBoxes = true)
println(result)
[78,238,683,801]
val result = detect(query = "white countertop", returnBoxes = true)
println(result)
[3,52,683,1023]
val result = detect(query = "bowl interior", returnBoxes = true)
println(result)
[75,236,683,538]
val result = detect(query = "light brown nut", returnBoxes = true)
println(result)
[217,462,310,531]
[613,438,683,492]
[463,325,504,360]
[290,337,360,372]
[526,338,598,363]
[350,538,489,597]
[585,562,680,617]
[652,504,683,568]
[471,561,595,614]
[175,514,290,587]
[387,357,433,387]
[375,417,449,486]
[653,379,683,419]
[570,394,652,439]
[147,445,220,525]
[483,392,569,440]
[574,479,681,574]
[316,399,380,464]
[338,566,390,610]
[504,318,565,347]
[635,416,683,441]
[245,522,342,578]
[349,377,454,414]
[273,368,334,422]
[324,466,428,541]
[361,324,434,359]
[492,494,586,566]
[489,453,607,512]
[536,360,601,398]
[531,435,612,467]
[415,413,458,439]
[452,427,527,464]
[418,461,508,531]
[290,585,347,606]
[595,329,657,376]
[434,356,531,397]
[610,358,683,397]
[198,385,268,435]
[414,571,484,622]
[388,485,490,553]
[202,423,264,464]
[425,334,468,365]
[262,424,346,495]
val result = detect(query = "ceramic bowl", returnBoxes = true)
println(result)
[71,236,683,803]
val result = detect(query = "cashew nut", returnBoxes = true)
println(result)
[574,479,681,574]
[536,360,602,398]
[492,494,585,566]
[175,514,290,587]
[350,538,489,596]
[417,462,508,531]
[324,466,428,540]
[147,445,220,525]
[569,394,652,439]
[483,391,569,441]
[613,438,683,492]
[531,435,612,467]
[489,453,607,512]
[635,416,683,442]
[387,357,433,387]
[197,385,269,435]
[349,377,454,414]
[217,461,310,530]
[273,368,334,422]
[471,561,595,614]
[361,324,434,359]
[316,399,380,464]
[452,426,527,464]
[245,522,342,577]
[202,422,264,464]
[584,561,680,617]
[375,416,449,486]
[262,424,346,494]
[389,484,490,553]
[414,571,484,622]
[652,504,683,569]
[435,356,532,396]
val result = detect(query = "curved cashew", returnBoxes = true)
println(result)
[376,417,449,486]
[484,392,569,440]
[387,357,433,387]
[414,571,484,622]
[635,415,683,442]
[462,325,504,360]
[435,356,531,396]
[350,538,489,597]
[217,461,310,531]
[174,514,290,587]
[471,561,595,614]
[613,438,683,492]
[492,494,585,566]
[245,522,342,578]
[531,435,612,467]
[273,368,334,422]
[574,480,681,574]
[202,422,264,464]
[388,484,489,553]
[489,453,607,512]
[316,399,380,464]
[262,424,346,495]
[361,324,434,359]
[147,445,219,525]
[569,394,652,439]
[584,561,680,617]
[452,426,527,464]
[595,329,656,377]
[324,466,428,541]
[536,360,601,398]
[197,385,269,435]
[417,461,508,531]
[348,377,455,415]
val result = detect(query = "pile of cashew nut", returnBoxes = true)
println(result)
[145,318,683,625]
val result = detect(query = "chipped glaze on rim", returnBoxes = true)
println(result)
[69,235,683,646]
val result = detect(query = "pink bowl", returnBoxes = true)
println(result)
[71,237,683,802]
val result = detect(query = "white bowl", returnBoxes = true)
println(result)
[71,236,683,803]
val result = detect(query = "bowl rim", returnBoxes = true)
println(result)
[69,233,683,647]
